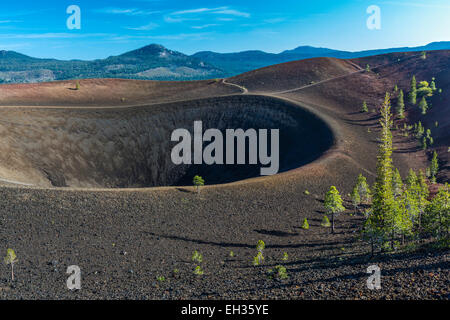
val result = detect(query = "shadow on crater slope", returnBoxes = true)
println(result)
[0,95,333,188]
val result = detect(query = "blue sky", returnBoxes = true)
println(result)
[0,0,449,60]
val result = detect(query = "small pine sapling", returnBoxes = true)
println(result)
[396,89,405,119]
[361,101,368,113]
[409,76,417,105]
[193,266,204,276]
[355,174,371,204]
[193,175,205,193]
[4,249,17,281]
[321,215,331,227]
[324,186,346,233]
[253,252,264,266]
[253,240,265,266]
[430,151,439,184]
[418,96,428,114]
[301,218,309,229]
[275,265,288,279]
[351,185,361,214]
[191,250,203,263]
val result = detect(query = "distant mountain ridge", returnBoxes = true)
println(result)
[0,41,449,83]
[0,44,223,83]
[193,41,450,75]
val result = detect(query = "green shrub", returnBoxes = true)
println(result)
[321,215,331,227]
[191,250,203,263]
[301,218,309,229]
[193,266,204,276]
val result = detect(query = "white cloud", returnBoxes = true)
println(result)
[167,6,250,22]
[172,7,227,15]
[95,8,161,16]
[212,9,250,18]
[126,22,159,31]
[191,24,220,29]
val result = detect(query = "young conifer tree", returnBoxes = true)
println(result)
[396,89,405,118]
[418,96,428,114]
[424,184,449,240]
[324,186,345,234]
[366,93,398,251]
[361,101,368,113]
[351,185,361,214]
[409,76,417,105]
[392,168,404,199]
[430,151,439,184]
[355,173,371,204]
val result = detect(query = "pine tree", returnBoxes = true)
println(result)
[361,101,368,113]
[301,218,310,229]
[406,169,418,187]
[321,215,331,227]
[392,168,403,198]
[415,121,424,139]
[409,76,417,105]
[355,173,371,204]
[351,185,361,214]
[430,77,437,91]
[424,184,449,240]
[324,186,345,234]
[366,92,399,251]
[418,96,428,114]
[430,151,439,184]
[4,249,17,281]
[415,170,430,236]
[396,89,405,118]
[193,175,205,193]
[398,189,415,243]
[422,137,427,150]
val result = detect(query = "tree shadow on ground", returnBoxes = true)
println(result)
[254,229,298,237]
[145,232,351,250]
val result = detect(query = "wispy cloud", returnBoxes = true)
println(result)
[164,16,200,23]
[167,6,250,23]
[172,7,226,15]
[191,24,220,29]
[126,22,159,31]
[212,9,250,18]
[95,7,161,16]
[217,18,234,22]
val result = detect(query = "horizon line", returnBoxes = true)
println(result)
[1,40,448,62]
